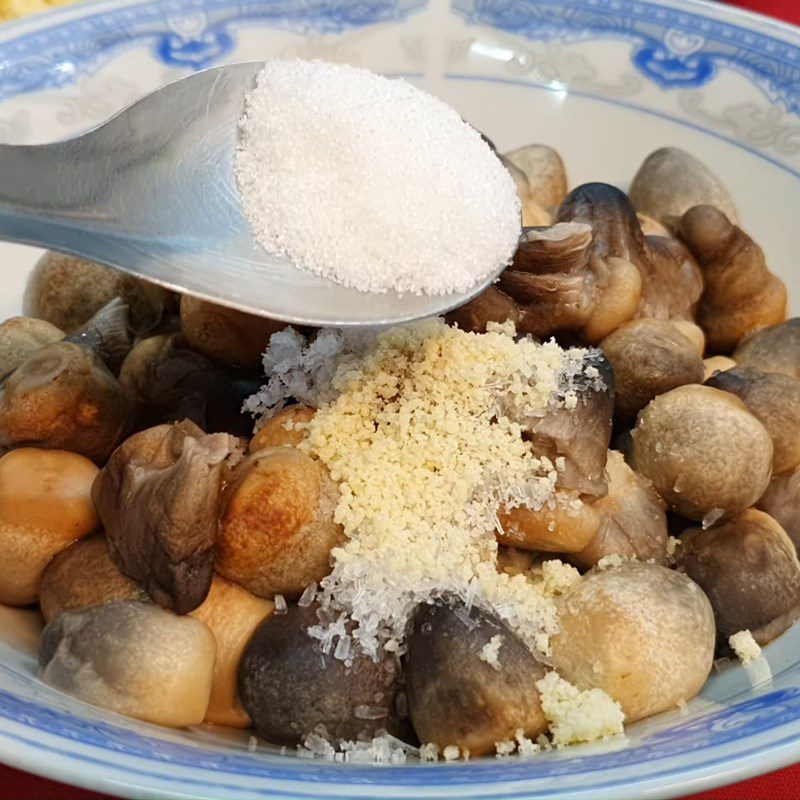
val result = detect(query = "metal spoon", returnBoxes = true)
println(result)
[0,63,513,327]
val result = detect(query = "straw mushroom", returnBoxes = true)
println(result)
[0,342,130,464]
[191,576,274,727]
[180,296,287,369]
[238,603,409,745]
[24,252,172,334]
[629,147,738,224]
[677,205,787,352]
[600,318,705,419]
[759,469,800,552]
[217,447,343,598]
[0,448,99,606]
[703,356,736,382]
[551,561,715,721]
[118,334,263,437]
[630,385,773,521]
[568,450,668,570]
[405,600,547,755]
[39,600,216,727]
[525,351,614,498]
[734,319,800,381]
[707,367,800,474]
[0,317,63,378]
[678,509,800,645]
[250,405,316,452]
[64,298,135,375]
[39,534,146,622]
[92,420,238,614]
[499,157,553,227]
[502,144,568,209]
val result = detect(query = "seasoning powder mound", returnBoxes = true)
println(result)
[235,60,521,295]
[259,319,590,659]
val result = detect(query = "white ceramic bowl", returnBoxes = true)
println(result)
[2,1,800,798]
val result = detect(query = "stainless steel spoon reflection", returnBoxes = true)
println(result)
[0,63,513,327]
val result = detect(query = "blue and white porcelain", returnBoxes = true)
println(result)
[2,0,800,797]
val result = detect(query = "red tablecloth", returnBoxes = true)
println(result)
[4,0,800,798]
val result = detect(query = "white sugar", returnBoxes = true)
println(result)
[236,60,521,295]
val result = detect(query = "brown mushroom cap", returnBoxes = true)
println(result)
[601,318,705,419]
[758,469,800,553]
[217,447,343,598]
[0,448,99,606]
[0,342,130,464]
[707,367,800,474]
[250,405,316,452]
[502,144,568,209]
[734,319,800,380]
[405,600,546,755]
[39,534,146,623]
[180,296,287,369]
[496,546,539,577]
[498,494,602,553]
[568,450,667,570]
[93,420,238,614]
[677,509,800,644]
[552,561,715,721]
[629,147,738,224]
[677,206,787,352]
[0,317,64,378]
[39,600,216,727]
[238,603,409,745]
[630,384,773,520]
[190,576,274,728]
[24,252,172,334]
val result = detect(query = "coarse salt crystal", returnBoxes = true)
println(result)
[236,60,520,296]
[273,594,287,614]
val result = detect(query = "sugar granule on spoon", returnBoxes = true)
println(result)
[235,60,521,295]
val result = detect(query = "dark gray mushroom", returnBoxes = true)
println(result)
[677,206,787,352]
[118,334,263,437]
[600,318,705,420]
[0,341,130,463]
[677,509,800,645]
[404,600,546,755]
[707,367,800,474]
[24,252,174,334]
[238,603,410,746]
[39,600,216,727]
[552,561,715,721]
[734,319,800,381]
[92,420,238,614]
[450,183,702,344]
[64,298,135,375]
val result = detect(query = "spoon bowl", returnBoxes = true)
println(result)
[0,63,509,327]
